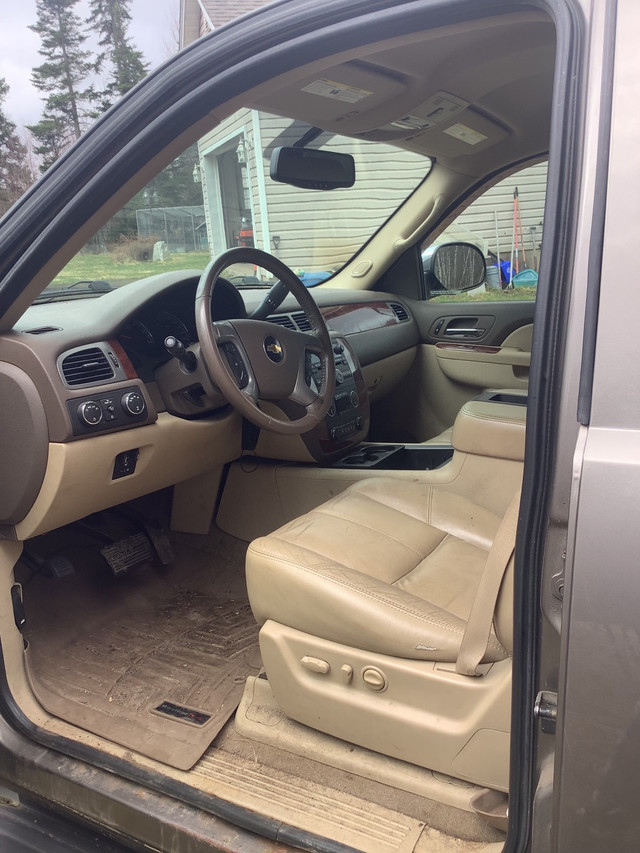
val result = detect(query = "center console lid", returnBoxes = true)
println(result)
[452,394,526,461]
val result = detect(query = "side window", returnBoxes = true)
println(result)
[422,161,547,301]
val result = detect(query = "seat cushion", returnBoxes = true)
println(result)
[247,477,512,663]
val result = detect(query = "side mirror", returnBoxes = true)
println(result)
[270,147,356,190]
[422,242,486,294]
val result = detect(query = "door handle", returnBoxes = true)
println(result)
[443,327,483,337]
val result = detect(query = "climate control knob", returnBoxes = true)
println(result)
[121,390,146,416]
[77,401,103,426]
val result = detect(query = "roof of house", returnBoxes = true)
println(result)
[179,0,272,47]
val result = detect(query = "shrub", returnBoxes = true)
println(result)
[109,235,159,263]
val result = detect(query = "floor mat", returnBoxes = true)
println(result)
[22,525,261,770]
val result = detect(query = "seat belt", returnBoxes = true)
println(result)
[456,488,521,676]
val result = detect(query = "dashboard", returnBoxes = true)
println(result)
[0,268,418,535]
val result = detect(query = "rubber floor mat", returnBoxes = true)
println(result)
[23,531,261,770]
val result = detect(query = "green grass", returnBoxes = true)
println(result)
[430,286,537,303]
[51,251,212,287]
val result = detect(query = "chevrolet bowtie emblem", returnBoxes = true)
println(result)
[264,335,284,363]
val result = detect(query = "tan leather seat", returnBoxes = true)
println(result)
[245,400,524,790]
[247,477,513,664]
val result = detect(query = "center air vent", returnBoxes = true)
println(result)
[269,313,312,332]
[292,312,312,331]
[269,315,296,331]
[61,346,115,386]
[389,302,410,322]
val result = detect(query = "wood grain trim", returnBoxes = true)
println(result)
[435,342,502,354]
[322,302,399,334]
[109,339,138,379]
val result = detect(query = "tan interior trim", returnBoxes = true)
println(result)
[435,346,530,390]
[452,401,526,461]
[216,448,523,541]
[16,410,242,539]
[259,621,512,791]
[361,348,416,404]
[236,674,491,812]
[170,466,225,534]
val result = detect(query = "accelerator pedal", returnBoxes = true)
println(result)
[143,524,174,565]
[100,532,154,577]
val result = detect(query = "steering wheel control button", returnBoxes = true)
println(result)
[264,335,284,364]
[112,449,139,480]
[301,656,331,675]
[222,342,249,388]
[77,401,103,426]
[362,666,387,691]
[121,390,146,416]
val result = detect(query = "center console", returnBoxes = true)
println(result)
[301,336,370,461]
[330,389,527,471]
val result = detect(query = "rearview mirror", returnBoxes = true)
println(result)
[422,242,486,293]
[270,147,356,190]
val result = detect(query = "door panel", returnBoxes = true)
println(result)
[369,301,534,443]
[434,341,530,390]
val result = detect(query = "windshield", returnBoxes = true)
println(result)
[44,109,431,299]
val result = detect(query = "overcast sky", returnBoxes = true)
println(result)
[0,0,179,130]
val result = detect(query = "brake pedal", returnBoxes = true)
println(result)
[19,551,75,579]
[100,532,154,577]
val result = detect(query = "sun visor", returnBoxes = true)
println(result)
[357,105,508,156]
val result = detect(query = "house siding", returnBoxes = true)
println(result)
[200,111,430,272]
[444,162,547,269]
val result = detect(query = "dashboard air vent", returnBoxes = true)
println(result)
[389,302,410,322]
[61,347,115,386]
[292,312,312,332]
[269,315,296,331]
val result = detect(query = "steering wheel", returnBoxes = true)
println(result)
[195,247,335,435]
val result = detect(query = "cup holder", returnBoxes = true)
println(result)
[342,454,369,464]
[335,444,401,468]
[334,443,453,471]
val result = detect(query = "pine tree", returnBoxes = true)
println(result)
[28,0,95,172]
[88,0,148,112]
[0,79,35,216]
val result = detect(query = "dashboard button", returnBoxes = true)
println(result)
[77,401,103,426]
[121,390,146,416]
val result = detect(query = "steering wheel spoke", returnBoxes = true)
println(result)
[195,248,335,434]
[289,373,319,408]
